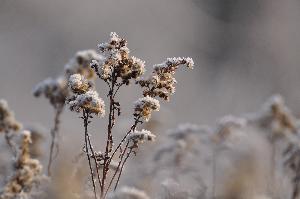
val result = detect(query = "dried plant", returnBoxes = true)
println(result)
[33,49,101,175]
[5,31,300,199]
[0,100,22,155]
[0,131,43,199]
[67,32,194,198]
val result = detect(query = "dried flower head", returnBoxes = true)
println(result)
[134,96,160,121]
[107,186,150,199]
[65,49,102,79]
[68,90,105,116]
[33,77,68,108]
[92,32,145,84]
[0,99,22,133]
[68,74,93,94]
[137,57,194,101]
[0,131,43,199]
[67,74,105,116]
[128,129,156,143]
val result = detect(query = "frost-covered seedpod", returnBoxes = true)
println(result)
[137,57,194,101]
[92,32,146,83]
[67,90,105,117]
[32,76,68,107]
[128,129,156,143]
[134,96,160,122]
[68,74,93,94]
[64,49,102,79]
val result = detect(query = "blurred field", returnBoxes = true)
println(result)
[1,1,300,198]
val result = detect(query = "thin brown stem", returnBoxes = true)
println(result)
[101,72,117,198]
[103,141,130,198]
[86,128,103,189]
[114,148,133,191]
[4,132,17,156]
[83,110,97,199]
[47,106,63,176]
[106,116,141,169]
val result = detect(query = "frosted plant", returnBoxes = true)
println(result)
[68,74,94,94]
[133,96,160,122]
[137,57,194,101]
[67,32,194,199]
[107,186,150,199]
[128,129,156,144]
[0,131,43,199]
[33,50,99,175]
[33,77,68,108]
[33,76,67,176]
[65,49,103,79]
[0,99,22,154]
[67,75,105,116]
[247,94,297,140]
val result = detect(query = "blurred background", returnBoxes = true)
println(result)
[1,0,300,188]
[1,0,300,128]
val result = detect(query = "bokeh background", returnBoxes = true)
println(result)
[1,0,300,195]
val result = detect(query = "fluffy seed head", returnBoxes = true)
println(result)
[128,129,156,143]
[67,90,105,116]
[68,74,93,94]
[134,96,160,121]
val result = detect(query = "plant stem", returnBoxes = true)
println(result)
[47,106,63,176]
[101,72,117,197]
[103,141,130,198]
[83,110,97,199]
[114,147,133,191]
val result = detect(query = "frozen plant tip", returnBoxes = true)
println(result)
[65,49,102,79]
[128,129,156,144]
[92,32,145,84]
[67,74,105,116]
[137,57,194,101]
[134,96,160,122]
[68,74,93,94]
[68,90,105,116]
[33,77,68,108]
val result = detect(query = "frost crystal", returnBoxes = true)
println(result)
[134,96,160,122]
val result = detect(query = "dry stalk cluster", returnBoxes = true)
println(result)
[66,32,194,198]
